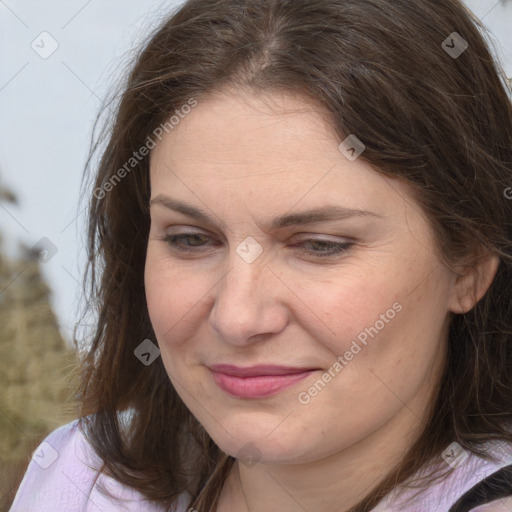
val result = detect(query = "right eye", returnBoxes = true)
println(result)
[161,233,214,253]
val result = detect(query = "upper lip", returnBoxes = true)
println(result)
[208,364,318,377]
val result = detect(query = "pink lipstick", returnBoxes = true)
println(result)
[209,364,317,399]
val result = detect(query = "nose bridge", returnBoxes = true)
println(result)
[219,246,268,312]
[235,261,259,295]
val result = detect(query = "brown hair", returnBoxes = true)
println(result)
[76,0,512,510]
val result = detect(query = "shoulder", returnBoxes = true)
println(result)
[372,437,512,512]
[469,496,512,512]
[9,419,190,512]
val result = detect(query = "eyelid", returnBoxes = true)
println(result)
[293,233,354,242]
[152,210,367,238]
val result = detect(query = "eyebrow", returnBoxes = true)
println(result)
[149,194,383,231]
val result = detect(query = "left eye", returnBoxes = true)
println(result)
[161,234,352,258]
[290,239,353,258]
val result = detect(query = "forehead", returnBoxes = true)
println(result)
[148,89,419,225]
[150,89,338,170]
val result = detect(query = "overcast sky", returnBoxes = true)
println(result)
[1,0,511,346]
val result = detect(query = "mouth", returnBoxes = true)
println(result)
[208,364,319,399]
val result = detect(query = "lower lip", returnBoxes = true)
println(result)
[210,370,316,399]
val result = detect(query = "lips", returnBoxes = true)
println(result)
[208,364,318,398]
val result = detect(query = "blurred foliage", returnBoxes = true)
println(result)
[0,180,79,511]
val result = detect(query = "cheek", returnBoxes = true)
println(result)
[320,268,450,399]
[145,257,171,331]
[291,269,402,359]
[144,255,210,387]
[144,253,206,342]
[300,260,447,384]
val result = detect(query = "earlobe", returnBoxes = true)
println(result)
[448,251,500,315]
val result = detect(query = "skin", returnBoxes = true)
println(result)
[144,88,499,512]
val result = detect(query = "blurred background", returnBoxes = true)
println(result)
[0,0,510,510]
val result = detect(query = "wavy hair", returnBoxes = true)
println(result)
[76,0,512,510]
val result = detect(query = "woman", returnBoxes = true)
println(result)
[9,0,512,510]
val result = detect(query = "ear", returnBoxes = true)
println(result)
[448,249,500,315]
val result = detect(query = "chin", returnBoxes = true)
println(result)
[201,415,316,465]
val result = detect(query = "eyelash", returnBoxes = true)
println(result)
[160,233,353,258]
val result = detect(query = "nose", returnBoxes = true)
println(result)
[208,247,288,346]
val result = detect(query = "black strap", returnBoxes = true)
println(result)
[448,464,512,512]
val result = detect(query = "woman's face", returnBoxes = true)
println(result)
[145,89,460,465]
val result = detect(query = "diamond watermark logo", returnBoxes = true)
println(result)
[31,31,59,59]
[442,442,469,469]
[236,236,263,264]
[134,339,161,366]
[237,442,262,468]
[32,441,59,469]
[338,134,365,161]
[442,32,468,59]
[31,237,58,263]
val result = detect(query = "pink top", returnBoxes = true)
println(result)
[9,420,189,512]
[9,419,512,511]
